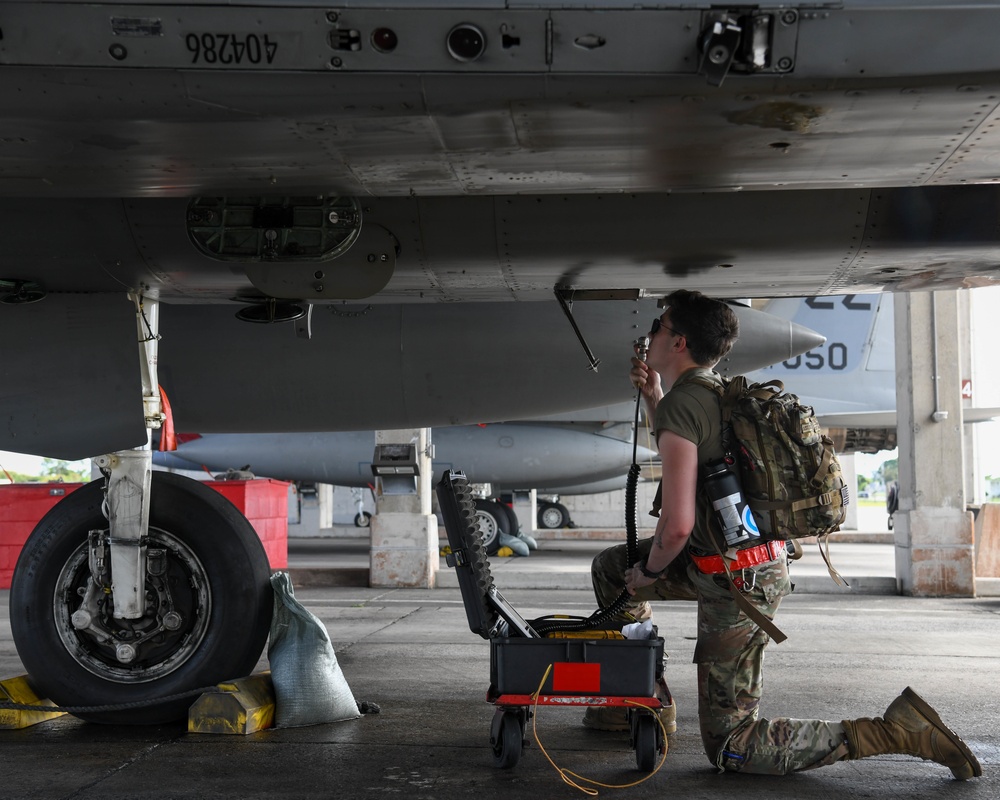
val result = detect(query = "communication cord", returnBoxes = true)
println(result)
[528,663,668,796]
[529,338,649,634]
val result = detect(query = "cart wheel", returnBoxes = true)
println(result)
[634,713,663,772]
[491,711,523,769]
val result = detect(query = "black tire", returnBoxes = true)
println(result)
[554,502,573,528]
[537,502,568,529]
[474,499,508,555]
[354,511,372,528]
[9,472,273,724]
[886,480,900,517]
[634,713,661,772]
[494,501,520,536]
[492,711,523,769]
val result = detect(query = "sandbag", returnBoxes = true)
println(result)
[268,571,360,727]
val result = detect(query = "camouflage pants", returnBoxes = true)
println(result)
[592,537,850,774]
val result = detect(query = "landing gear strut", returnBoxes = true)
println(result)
[8,294,273,723]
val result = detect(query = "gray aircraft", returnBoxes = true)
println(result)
[749,293,1000,453]
[154,423,656,493]
[154,422,659,540]
[150,300,820,536]
[158,291,1000,545]
[6,1,1000,721]
[149,300,821,481]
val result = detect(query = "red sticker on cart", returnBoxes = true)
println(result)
[552,662,601,693]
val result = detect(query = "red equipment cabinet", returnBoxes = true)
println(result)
[0,478,288,588]
[207,479,289,570]
[0,483,84,590]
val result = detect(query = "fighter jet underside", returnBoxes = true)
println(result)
[6,1,1000,724]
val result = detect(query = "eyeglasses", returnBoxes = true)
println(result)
[650,317,682,338]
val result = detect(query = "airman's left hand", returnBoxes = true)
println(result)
[624,562,657,595]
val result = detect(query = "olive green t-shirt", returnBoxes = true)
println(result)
[651,366,726,554]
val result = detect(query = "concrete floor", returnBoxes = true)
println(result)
[2,573,999,798]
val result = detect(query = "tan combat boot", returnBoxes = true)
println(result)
[654,677,677,735]
[842,687,981,780]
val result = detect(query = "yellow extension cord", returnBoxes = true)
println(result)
[527,664,669,797]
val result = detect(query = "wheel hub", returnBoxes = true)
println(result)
[55,527,212,683]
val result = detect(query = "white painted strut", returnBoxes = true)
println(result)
[91,293,162,620]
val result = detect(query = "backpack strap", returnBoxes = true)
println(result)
[706,531,788,644]
[684,371,737,453]
[687,372,790,642]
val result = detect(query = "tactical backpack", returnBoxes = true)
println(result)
[689,373,851,642]
[716,375,849,542]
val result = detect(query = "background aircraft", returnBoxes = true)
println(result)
[152,301,821,540]
[152,292,978,535]
[750,293,1000,452]
[153,423,654,493]
[6,2,1000,722]
[149,300,821,479]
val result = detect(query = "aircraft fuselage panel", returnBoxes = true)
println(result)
[4,188,1000,308]
[0,4,1000,200]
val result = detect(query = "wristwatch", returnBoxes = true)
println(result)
[638,561,666,579]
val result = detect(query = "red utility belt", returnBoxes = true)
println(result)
[691,540,786,575]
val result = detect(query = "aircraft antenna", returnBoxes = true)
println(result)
[554,290,601,371]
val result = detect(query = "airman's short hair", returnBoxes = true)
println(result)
[664,290,739,366]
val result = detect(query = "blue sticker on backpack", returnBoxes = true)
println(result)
[742,506,760,536]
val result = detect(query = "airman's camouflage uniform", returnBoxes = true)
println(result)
[593,536,850,773]
[593,365,849,773]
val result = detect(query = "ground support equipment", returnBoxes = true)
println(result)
[437,469,667,771]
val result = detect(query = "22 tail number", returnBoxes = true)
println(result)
[185,33,278,65]
[782,342,849,372]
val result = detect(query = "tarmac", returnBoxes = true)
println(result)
[2,533,999,799]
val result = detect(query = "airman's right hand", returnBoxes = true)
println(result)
[630,355,662,405]
[630,355,650,390]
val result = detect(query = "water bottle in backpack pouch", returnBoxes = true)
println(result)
[703,456,761,548]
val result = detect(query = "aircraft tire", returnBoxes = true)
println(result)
[9,472,273,725]
[494,502,520,536]
[473,499,507,556]
[354,511,372,528]
[537,502,568,529]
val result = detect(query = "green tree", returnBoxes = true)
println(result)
[0,469,37,483]
[40,458,89,483]
[877,458,898,485]
[857,474,870,493]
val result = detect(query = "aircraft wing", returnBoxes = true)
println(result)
[2,3,1000,307]
[821,409,1000,429]
[0,2,998,205]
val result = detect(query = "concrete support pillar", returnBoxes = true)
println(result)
[369,428,437,588]
[510,490,535,535]
[528,489,539,533]
[959,291,981,504]
[893,291,975,596]
[298,485,321,536]
[318,483,334,530]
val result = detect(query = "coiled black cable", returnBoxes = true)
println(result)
[529,386,645,634]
